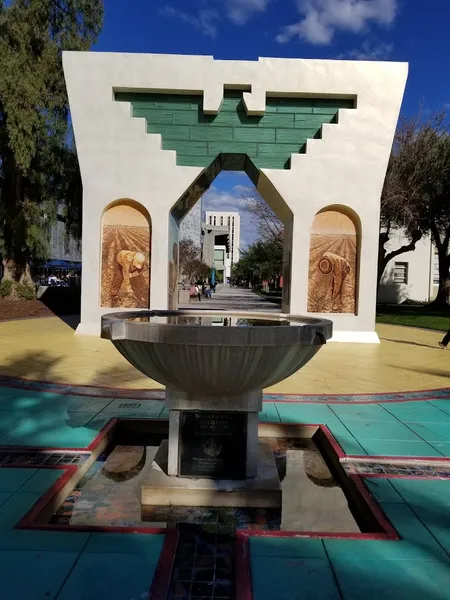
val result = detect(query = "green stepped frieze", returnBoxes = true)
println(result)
[115,91,355,170]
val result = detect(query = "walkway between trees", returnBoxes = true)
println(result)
[180,285,281,312]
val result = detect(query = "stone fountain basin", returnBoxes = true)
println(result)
[101,310,332,395]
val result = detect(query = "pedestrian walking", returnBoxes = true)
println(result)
[439,328,450,349]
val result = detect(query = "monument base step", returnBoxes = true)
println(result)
[141,440,281,509]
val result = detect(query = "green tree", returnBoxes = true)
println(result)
[380,109,450,305]
[0,0,103,282]
[232,240,283,287]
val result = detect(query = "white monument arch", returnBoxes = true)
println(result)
[63,52,407,342]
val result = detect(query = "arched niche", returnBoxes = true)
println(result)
[307,206,360,314]
[100,200,151,309]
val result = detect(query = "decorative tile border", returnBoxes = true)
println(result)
[2,374,450,404]
[0,449,90,467]
[343,460,450,478]
[4,416,450,600]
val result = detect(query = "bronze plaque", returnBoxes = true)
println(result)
[179,411,247,479]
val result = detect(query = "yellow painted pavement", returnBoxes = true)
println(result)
[0,316,448,394]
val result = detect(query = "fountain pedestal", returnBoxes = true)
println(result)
[141,386,282,509]
[165,387,262,478]
[101,310,333,512]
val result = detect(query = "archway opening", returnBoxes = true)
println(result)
[307,206,360,314]
[169,153,293,311]
[101,200,152,309]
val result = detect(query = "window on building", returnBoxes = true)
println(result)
[394,262,408,285]
[209,216,212,225]
[220,217,223,226]
[228,217,231,226]
[213,216,216,225]
[433,249,440,285]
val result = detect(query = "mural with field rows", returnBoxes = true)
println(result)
[308,210,358,314]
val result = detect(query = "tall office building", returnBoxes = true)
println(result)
[202,211,241,282]
[205,211,240,265]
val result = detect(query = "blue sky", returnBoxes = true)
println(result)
[93,0,448,248]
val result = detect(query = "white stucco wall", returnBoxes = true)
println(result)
[379,230,436,304]
[63,52,408,340]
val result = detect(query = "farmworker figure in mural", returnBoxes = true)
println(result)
[111,250,146,301]
[318,252,351,302]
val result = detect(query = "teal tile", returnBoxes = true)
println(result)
[428,400,450,410]
[57,552,160,600]
[430,441,450,456]
[389,479,450,509]
[101,399,164,416]
[332,558,450,600]
[0,389,58,410]
[0,549,79,600]
[343,420,420,441]
[411,506,450,555]
[334,436,367,455]
[0,529,90,552]
[0,492,39,527]
[53,396,114,413]
[407,423,450,443]
[5,420,100,448]
[158,406,169,419]
[250,536,325,558]
[381,402,450,423]
[358,440,441,457]
[277,403,331,423]
[259,403,280,422]
[251,557,340,600]
[325,537,442,561]
[330,404,397,422]
[0,468,36,493]
[276,403,352,437]
[364,478,404,503]
[380,502,449,561]
[18,469,62,494]
[0,492,11,507]
[85,532,164,556]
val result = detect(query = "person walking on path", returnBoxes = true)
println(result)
[439,328,450,349]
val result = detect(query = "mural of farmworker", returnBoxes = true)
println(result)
[308,209,357,314]
[111,250,146,299]
[101,202,151,309]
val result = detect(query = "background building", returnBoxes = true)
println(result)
[179,200,202,247]
[49,211,81,262]
[202,211,241,283]
[205,211,240,266]
[378,229,438,304]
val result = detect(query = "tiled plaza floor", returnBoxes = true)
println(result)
[1,318,450,598]
[0,316,449,393]
[0,382,448,597]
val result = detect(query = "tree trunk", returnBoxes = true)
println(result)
[376,230,422,297]
[1,259,33,284]
[429,225,450,309]
[430,250,450,308]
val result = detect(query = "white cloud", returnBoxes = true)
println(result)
[161,1,271,37]
[225,0,271,24]
[276,0,397,45]
[337,39,393,60]
[161,5,220,38]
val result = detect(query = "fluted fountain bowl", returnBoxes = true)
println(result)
[101,310,332,395]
